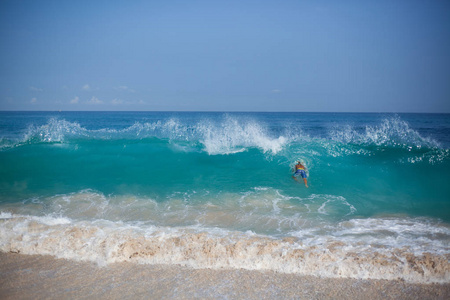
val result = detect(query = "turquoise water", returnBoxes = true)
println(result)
[1,111,449,282]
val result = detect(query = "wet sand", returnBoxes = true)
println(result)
[0,252,449,300]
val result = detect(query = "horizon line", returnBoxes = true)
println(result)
[0,110,449,114]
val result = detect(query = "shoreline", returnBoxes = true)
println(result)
[1,252,449,300]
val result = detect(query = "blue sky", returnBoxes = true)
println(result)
[1,0,449,112]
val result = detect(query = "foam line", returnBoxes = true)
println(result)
[0,213,448,283]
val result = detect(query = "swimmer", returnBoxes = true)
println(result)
[292,161,308,188]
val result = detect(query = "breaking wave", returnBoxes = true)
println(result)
[1,211,449,283]
[0,116,445,158]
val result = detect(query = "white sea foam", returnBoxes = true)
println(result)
[0,211,13,218]
[0,212,449,283]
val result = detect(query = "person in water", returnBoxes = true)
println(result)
[293,161,308,188]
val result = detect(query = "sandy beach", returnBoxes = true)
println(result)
[0,252,448,300]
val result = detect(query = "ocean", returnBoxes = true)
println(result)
[0,111,449,283]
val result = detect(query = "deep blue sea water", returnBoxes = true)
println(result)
[1,111,449,283]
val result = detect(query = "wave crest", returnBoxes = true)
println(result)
[3,116,290,155]
[329,117,440,149]
[1,116,446,163]
[24,118,88,143]
[198,117,287,155]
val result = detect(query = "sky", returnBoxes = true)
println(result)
[0,0,449,112]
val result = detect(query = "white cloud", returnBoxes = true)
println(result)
[30,97,37,104]
[29,86,43,92]
[271,89,281,93]
[87,96,103,105]
[70,96,79,104]
[111,99,123,105]
[82,84,91,91]
[115,85,136,93]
